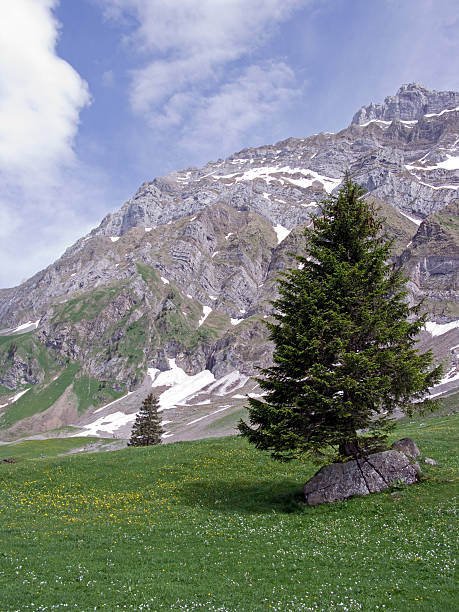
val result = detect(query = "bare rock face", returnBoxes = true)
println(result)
[391,437,420,458]
[352,83,459,124]
[303,450,421,506]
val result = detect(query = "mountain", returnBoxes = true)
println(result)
[0,83,458,443]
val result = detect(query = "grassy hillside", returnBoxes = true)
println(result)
[0,414,457,611]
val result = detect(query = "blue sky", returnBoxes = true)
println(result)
[1,0,458,288]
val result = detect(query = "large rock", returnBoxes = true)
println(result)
[352,83,459,124]
[391,437,420,458]
[304,450,421,506]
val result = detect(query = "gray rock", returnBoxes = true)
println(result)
[303,450,421,506]
[352,83,459,124]
[424,457,437,465]
[391,437,420,458]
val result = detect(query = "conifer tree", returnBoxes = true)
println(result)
[128,393,164,446]
[239,177,442,462]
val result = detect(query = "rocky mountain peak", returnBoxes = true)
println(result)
[352,83,459,125]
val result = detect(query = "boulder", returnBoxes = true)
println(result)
[304,450,421,506]
[391,437,420,458]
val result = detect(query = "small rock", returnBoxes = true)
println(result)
[304,450,421,506]
[391,437,420,458]
[424,457,437,465]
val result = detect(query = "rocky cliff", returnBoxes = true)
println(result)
[0,84,458,442]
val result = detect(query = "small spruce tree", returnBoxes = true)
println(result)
[128,394,164,446]
[239,176,442,462]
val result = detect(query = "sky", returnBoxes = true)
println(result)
[0,0,458,288]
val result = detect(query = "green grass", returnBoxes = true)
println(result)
[0,383,12,397]
[0,437,103,461]
[52,286,121,324]
[0,363,80,428]
[0,414,457,611]
[73,375,124,414]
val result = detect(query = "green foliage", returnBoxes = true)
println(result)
[136,262,161,286]
[0,437,102,461]
[52,286,121,323]
[0,363,81,428]
[113,315,148,365]
[72,375,124,414]
[0,331,61,383]
[0,414,456,610]
[239,177,442,462]
[128,394,164,447]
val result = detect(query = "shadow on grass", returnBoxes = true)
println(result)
[178,478,307,514]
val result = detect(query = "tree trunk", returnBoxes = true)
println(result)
[339,440,361,457]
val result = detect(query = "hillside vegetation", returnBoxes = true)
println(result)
[0,413,457,611]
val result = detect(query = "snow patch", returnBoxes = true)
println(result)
[72,411,136,437]
[424,106,459,118]
[431,155,459,171]
[10,320,40,334]
[206,370,249,396]
[151,359,188,388]
[215,166,341,194]
[398,210,422,225]
[430,368,459,396]
[198,305,212,327]
[110,237,120,242]
[359,119,392,127]
[424,320,459,337]
[158,369,215,411]
[273,224,291,244]
[225,232,234,240]
[145,227,152,232]
[160,276,170,285]
[187,406,229,426]
[211,251,219,258]
[150,359,215,410]
[231,318,243,326]
[209,295,218,301]
[10,388,30,403]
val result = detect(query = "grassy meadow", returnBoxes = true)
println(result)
[0,414,457,611]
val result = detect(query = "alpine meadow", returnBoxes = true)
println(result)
[0,12,458,607]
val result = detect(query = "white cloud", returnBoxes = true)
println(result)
[180,62,300,156]
[0,0,90,174]
[0,1,96,288]
[97,0,307,146]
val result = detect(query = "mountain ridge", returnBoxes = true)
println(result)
[0,83,458,442]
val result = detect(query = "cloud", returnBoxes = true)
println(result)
[0,0,95,287]
[180,62,300,156]
[97,0,307,150]
[0,0,90,175]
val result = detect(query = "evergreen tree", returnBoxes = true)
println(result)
[239,177,442,462]
[128,393,164,447]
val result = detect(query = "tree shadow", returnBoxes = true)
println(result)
[178,478,306,514]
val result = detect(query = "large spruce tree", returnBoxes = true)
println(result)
[128,394,164,447]
[239,177,442,462]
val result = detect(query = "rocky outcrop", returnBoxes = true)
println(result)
[303,450,421,506]
[352,83,459,124]
[391,438,420,458]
